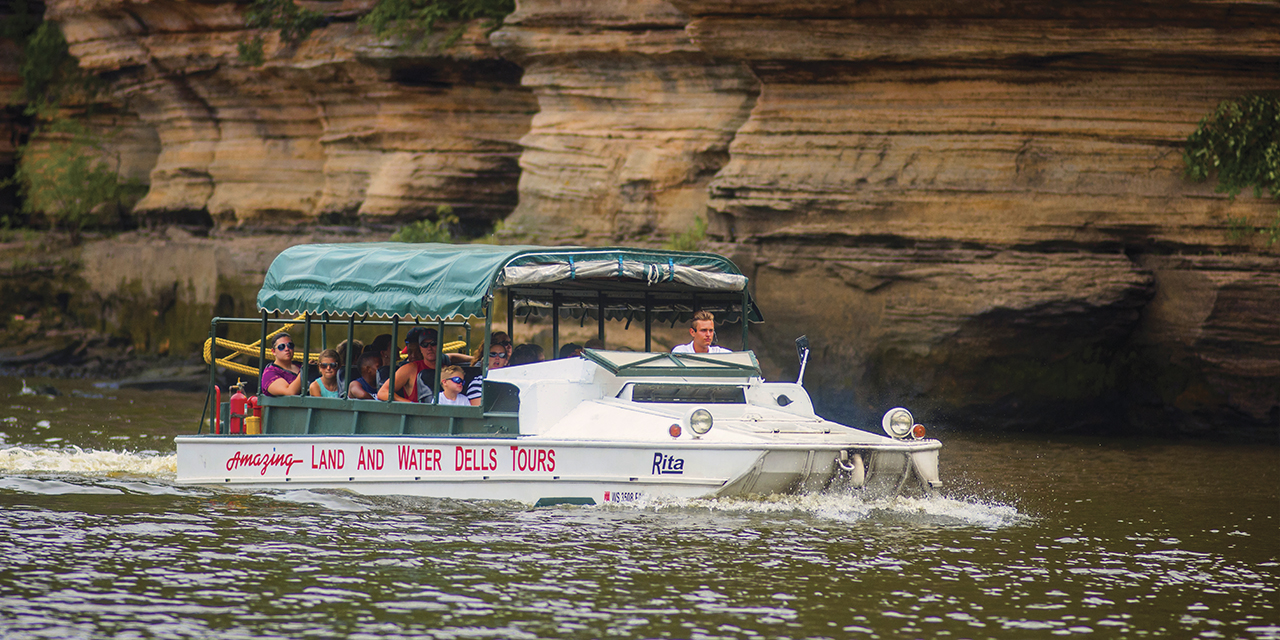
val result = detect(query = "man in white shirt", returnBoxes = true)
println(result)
[672,310,731,354]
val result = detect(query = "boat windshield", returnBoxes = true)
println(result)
[628,383,746,404]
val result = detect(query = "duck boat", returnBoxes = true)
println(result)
[176,244,942,506]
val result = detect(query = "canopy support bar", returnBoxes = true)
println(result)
[552,291,560,358]
[644,295,653,352]
[387,318,398,404]
[301,314,312,397]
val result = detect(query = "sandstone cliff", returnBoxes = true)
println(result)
[13,0,1280,437]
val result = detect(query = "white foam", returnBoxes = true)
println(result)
[612,491,1029,528]
[0,445,176,476]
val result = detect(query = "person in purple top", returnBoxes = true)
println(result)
[261,332,303,397]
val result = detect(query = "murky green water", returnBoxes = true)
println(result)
[0,376,1276,639]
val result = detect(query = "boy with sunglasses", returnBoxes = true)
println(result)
[437,365,471,406]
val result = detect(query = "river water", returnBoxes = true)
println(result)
[0,376,1275,639]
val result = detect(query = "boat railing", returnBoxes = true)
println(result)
[200,314,516,437]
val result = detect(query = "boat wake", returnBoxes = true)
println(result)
[0,445,176,476]
[606,491,1030,529]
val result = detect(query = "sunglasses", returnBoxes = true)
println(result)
[488,351,507,359]
[274,342,295,351]
[446,376,464,384]
[317,362,338,369]
[421,341,437,348]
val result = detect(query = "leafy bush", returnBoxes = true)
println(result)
[1184,94,1280,199]
[360,0,514,48]
[664,216,708,252]
[392,205,459,243]
[245,0,327,43]
[3,120,146,232]
[237,36,266,66]
[11,19,96,116]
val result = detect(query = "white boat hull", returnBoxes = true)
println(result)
[175,435,940,505]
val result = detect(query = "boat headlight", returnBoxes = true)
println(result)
[687,408,714,436]
[881,407,913,439]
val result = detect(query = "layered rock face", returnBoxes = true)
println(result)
[668,0,1280,435]
[490,0,758,242]
[50,0,535,228]
[28,0,1280,436]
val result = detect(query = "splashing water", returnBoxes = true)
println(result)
[0,445,176,476]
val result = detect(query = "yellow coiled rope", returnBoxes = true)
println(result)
[203,319,467,378]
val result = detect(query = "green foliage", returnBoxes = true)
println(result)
[245,0,327,42]
[1263,214,1280,248]
[1225,215,1252,243]
[359,0,514,49]
[11,20,96,116]
[392,205,459,243]
[2,119,146,232]
[1184,94,1280,199]
[237,36,266,66]
[664,216,708,252]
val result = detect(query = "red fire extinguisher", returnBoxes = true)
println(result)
[229,380,247,435]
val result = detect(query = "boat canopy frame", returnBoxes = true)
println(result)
[198,244,764,435]
[257,243,763,360]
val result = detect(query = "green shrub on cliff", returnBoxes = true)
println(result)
[4,119,146,233]
[1,7,137,232]
[664,216,708,252]
[1185,94,1280,199]
[4,4,97,117]
[392,205,459,243]
[360,0,514,48]
[236,0,326,64]
[1185,94,1280,248]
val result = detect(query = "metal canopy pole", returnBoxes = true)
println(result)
[301,314,312,396]
[387,318,399,403]
[597,291,605,344]
[482,301,492,410]
[434,318,444,404]
[644,295,653,352]
[552,291,560,358]
[740,289,750,351]
[205,318,217,434]
[258,310,268,394]
[320,312,328,352]
[506,291,514,344]
[345,315,355,394]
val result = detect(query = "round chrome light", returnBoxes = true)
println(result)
[688,408,714,436]
[881,407,913,439]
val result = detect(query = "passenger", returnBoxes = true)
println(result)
[308,349,344,398]
[377,329,435,402]
[672,310,731,354]
[492,331,513,359]
[558,343,583,359]
[437,365,471,406]
[334,339,363,390]
[369,333,393,386]
[508,343,545,366]
[584,338,604,351]
[261,333,304,397]
[466,340,509,406]
[348,352,381,400]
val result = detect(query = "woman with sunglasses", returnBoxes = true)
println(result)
[436,365,471,406]
[308,349,344,398]
[466,341,509,406]
[261,333,304,397]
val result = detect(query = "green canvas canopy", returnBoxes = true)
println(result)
[257,243,764,324]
